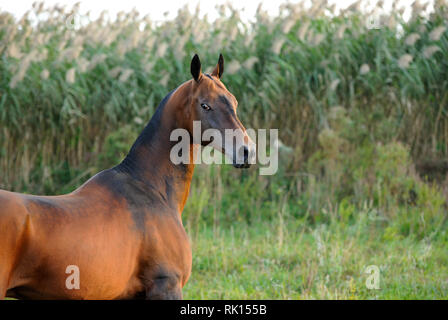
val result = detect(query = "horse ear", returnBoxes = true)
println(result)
[191,54,202,82]
[211,54,224,79]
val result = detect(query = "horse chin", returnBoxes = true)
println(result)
[232,163,251,169]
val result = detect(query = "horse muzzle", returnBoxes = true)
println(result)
[232,143,256,169]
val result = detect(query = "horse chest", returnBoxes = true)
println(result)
[137,212,192,285]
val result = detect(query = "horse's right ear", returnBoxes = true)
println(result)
[191,54,202,83]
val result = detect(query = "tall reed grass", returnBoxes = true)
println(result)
[0,0,447,200]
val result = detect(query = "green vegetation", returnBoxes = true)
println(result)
[0,1,447,299]
[185,217,448,299]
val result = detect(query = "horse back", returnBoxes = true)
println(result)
[0,186,145,299]
[0,169,191,299]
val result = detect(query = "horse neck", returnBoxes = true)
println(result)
[118,82,195,213]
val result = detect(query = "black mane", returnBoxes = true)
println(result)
[118,89,176,172]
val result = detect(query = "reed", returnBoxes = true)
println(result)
[1,1,447,192]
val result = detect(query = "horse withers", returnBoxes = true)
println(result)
[0,54,256,299]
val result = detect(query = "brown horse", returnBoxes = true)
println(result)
[0,54,255,299]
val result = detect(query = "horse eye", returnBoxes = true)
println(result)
[201,103,211,111]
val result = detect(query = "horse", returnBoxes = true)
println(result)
[0,54,256,299]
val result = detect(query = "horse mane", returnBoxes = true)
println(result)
[118,89,176,171]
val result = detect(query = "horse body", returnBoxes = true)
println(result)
[0,142,192,300]
[0,87,193,300]
[0,187,147,299]
[0,55,254,299]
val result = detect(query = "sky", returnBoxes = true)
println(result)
[0,0,427,23]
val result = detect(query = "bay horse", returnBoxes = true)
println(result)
[0,54,255,299]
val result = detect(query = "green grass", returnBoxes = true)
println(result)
[184,216,448,299]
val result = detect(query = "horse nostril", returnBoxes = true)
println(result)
[243,146,249,163]
[234,145,251,168]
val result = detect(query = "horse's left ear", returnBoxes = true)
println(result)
[191,54,202,82]
[211,54,224,79]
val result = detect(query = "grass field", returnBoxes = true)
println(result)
[1,1,448,299]
[180,164,448,300]
[184,218,448,299]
